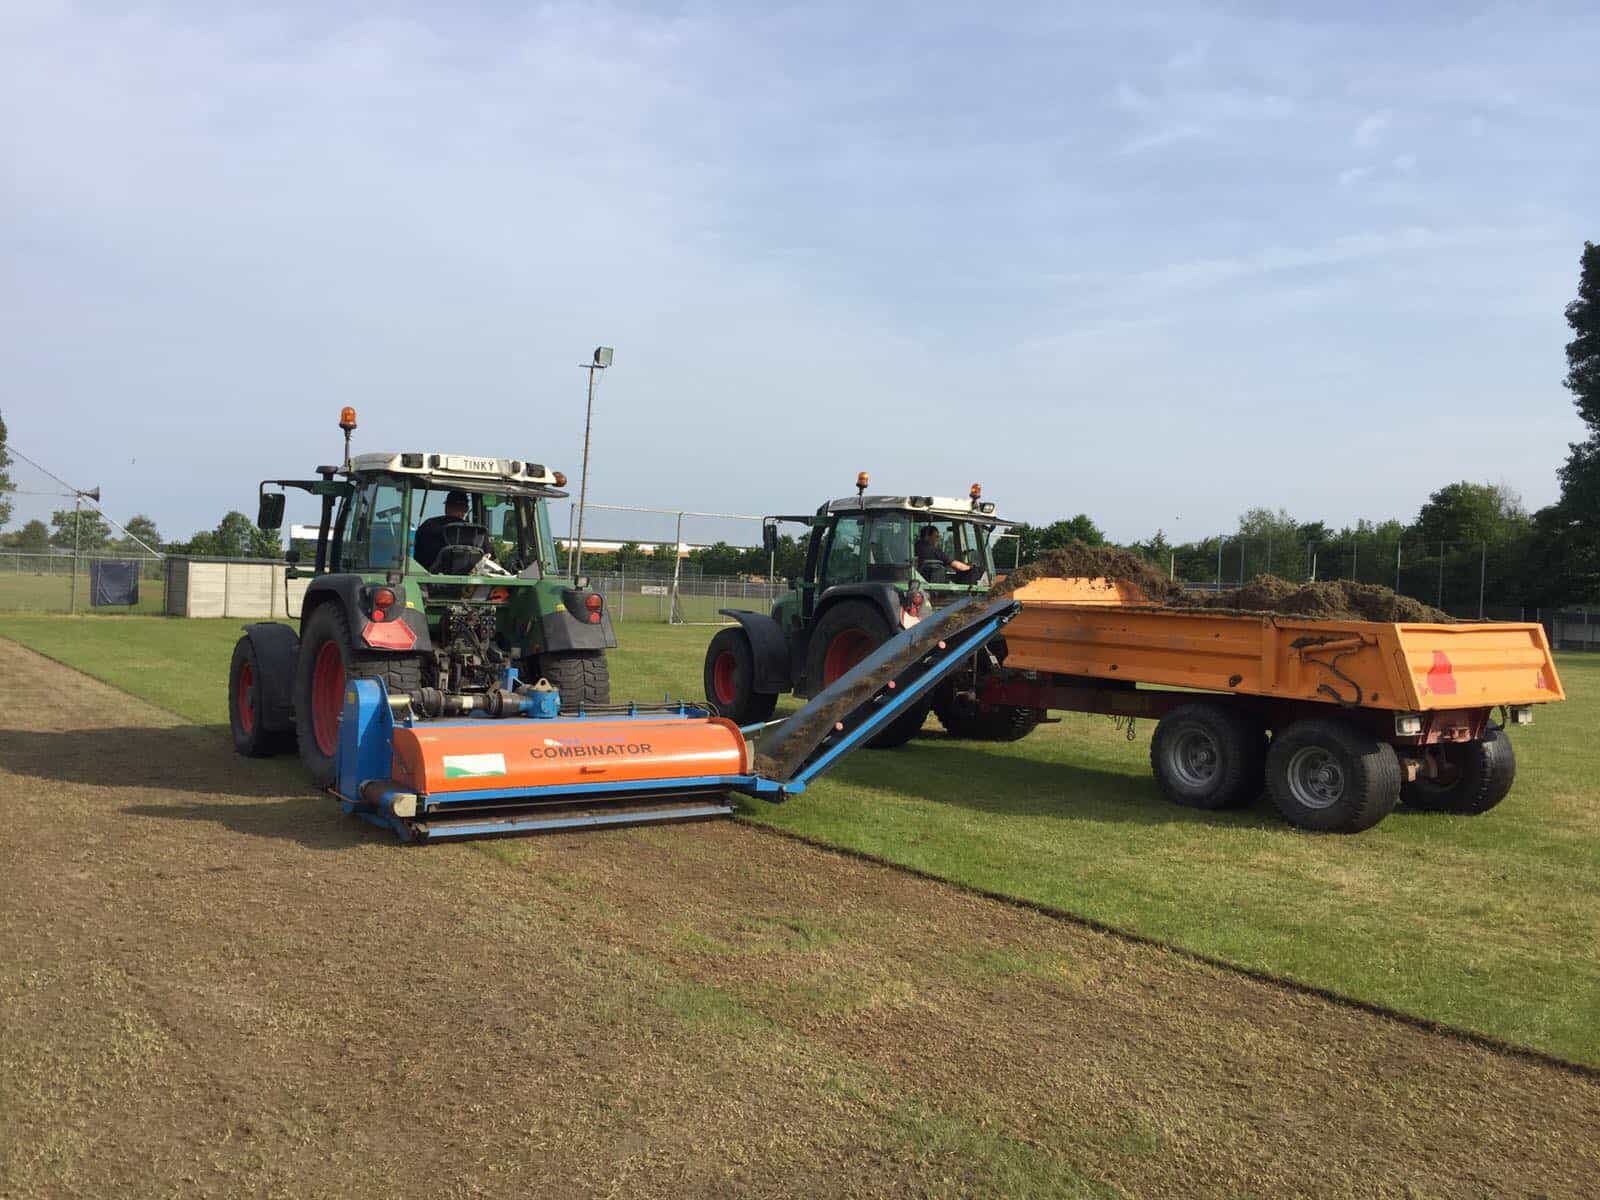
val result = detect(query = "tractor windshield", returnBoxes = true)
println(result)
[411,485,547,576]
[909,517,992,584]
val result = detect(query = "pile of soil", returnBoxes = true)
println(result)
[991,545,1182,603]
[993,542,1455,623]
[1182,576,1456,623]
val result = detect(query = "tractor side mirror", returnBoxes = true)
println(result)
[257,492,286,531]
[762,523,778,553]
[284,546,302,565]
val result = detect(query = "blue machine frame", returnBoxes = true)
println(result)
[331,598,1022,841]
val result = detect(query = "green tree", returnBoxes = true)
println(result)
[5,519,49,551]
[1413,482,1528,546]
[49,507,110,551]
[1014,514,1106,561]
[1544,241,1600,599]
[114,514,162,554]
[0,412,13,530]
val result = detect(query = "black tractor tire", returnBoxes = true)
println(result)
[805,600,928,748]
[1149,702,1265,811]
[536,650,611,712]
[933,686,1042,742]
[1401,728,1517,815]
[294,603,424,789]
[1265,718,1401,834]
[703,627,778,725]
[229,636,295,758]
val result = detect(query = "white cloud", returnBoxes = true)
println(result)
[1352,109,1392,148]
[1338,166,1373,188]
[1392,152,1417,172]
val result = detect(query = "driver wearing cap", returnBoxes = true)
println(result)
[414,489,484,573]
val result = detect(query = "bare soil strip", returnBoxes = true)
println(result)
[2,638,1596,1199]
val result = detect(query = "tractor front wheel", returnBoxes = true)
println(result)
[703,627,778,725]
[229,636,295,757]
[294,603,423,788]
[805,600,928,748]
[536,650,611,712]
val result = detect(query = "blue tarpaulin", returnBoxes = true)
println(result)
[89,559,141,607]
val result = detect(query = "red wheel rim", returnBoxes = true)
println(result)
[236,661,256,734]
[712,651,738,705]
[311,642,345,756]
[822,629,876,686]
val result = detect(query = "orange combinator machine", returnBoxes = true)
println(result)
[332,597,1022,840]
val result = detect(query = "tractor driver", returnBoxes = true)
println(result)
[414,489,487,573]
[915,524,976,582]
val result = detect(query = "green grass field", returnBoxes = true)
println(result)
[0,570,166,614]
[5,613,1598,1065]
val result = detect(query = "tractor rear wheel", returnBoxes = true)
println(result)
[933,686,1042,742]
[294,603,423,788]
[704,627,778,725]
[805,600,927,748]
[536,650,611,712]
[229,636,295,757]
[1401,728,1516,815]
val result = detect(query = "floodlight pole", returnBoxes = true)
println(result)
[572,346,613,581]
[70,495,81,614]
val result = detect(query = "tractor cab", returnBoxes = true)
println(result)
[705,475,1033,746]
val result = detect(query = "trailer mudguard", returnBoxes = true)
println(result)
[302,575,433,653]
[241,621,300,732]
[717,609,793,693]
[539,607,619,653]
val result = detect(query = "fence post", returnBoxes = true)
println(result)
[1215,539,1222,590]
[69,498,82,613]
[1478,541,1486,619]
[669,512,685,624]
[1394,540,1402,593]
[1437,541,1445,610]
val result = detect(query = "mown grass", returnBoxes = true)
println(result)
[4,612,1597,1064]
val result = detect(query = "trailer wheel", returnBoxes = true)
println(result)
[229,636,294,757]
[1266,719,1400,833]
[536,650,611,713]
[703,627,778,725]
[1150,703,1264,811]
[806,600,927,748]
[1401,729,1516,815]
[294,603,424,788]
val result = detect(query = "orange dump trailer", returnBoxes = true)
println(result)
[974,578,1565,833]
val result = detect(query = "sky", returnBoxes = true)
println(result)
[3,0,1597,547]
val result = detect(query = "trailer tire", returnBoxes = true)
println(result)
[1401,729,1516,815]
[1150,702,1264,811]
[807,600,928,748]
[294,603,424,789]
[536,650,611,713]
[704,627,778,725]
[1266,718,1400,833]
[229,636,295,758]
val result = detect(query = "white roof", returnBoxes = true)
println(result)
[820,494,1007,524]
[349,451,564,490]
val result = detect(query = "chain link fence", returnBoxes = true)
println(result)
[0,551,166,613]
[587,567,785,624]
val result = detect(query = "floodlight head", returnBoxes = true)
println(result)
[82,486,101,502]
[593,346,614,368]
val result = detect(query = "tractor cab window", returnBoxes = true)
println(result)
[820,515,865,586]
[336,481,406,572]
[913,519,991,584]
[864,513,913,581]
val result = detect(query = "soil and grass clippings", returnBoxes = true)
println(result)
[995,542,1456,623]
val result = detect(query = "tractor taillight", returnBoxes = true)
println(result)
[372,587,397,611]
[585,593,603,611]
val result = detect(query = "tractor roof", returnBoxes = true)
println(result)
[814,495,1009,525]
[348,452,568,496]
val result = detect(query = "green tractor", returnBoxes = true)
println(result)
[702,476,1042,746]
[229,414,616,787]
